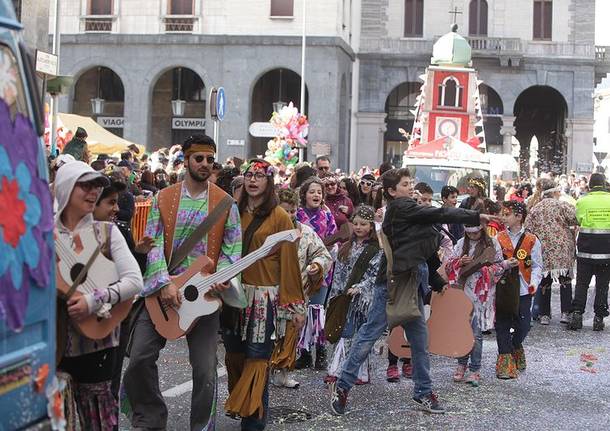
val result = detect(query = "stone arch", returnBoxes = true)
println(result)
[248,67,309,157]
[514,85,568,175]
[149,66,207,150]
[478,83,504,149]
[72,65,125,136]
[383,81,421,166]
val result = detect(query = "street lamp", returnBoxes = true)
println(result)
[273,69,286,113]
[171,67,186,116]
[90,66,105,116]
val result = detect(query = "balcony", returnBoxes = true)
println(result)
[80,15,116,33]
[596,46,610,62]
[163,15,198,33]
[359,38,433,55]
[467,37,521,54]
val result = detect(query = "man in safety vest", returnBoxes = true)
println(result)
[568,173,610,331]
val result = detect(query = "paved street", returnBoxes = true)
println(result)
[120,286,609,430]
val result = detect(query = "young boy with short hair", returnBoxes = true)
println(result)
[495,201,542,378]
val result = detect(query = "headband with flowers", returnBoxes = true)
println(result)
[351,205,376,223]
[469,177,487,193]
[243,160,274,176]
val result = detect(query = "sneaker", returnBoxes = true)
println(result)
[402,362,413,379]
[453,364,467,382]
[465,372,481,387]
[560,312,570,324]
[386,364,400,382]
[272,369,300,389]
[354,378,369,385]
[567,311,583,330]
[412,392,445,414]
[593,316,605,331]
[329,383,348,415]
[539,315,551,325]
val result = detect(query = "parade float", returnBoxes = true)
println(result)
[403,25,492,197]
[263,102,309,169]
[0,1,59,429]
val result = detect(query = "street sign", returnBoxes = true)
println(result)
[227,139,245,146]
[594,152,608,164]
[35,50,58,76]
[172,117,206,130]
[97,116,124,128]
[216,87,226,121]
[249,122,277,138]
[311,142,331,156]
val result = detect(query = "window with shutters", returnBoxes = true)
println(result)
[438,77,462,108]
[85,0,113,32]
[404,0,424,37]
[271,0,294,17]
[533,0,552,40]
[469,0,488,36]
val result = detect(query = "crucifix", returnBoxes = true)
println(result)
[449,6,462,25]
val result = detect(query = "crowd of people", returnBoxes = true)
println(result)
[51,129,610,431]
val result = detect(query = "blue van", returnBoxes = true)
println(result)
[0,1,56,429]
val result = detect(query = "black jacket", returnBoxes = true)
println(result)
[383,197,480,275]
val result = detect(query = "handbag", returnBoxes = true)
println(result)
[379,231,421,329]
[324,241,380,344]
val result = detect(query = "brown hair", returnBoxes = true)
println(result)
[299,177,326,208]
[277,188,299,207]
[382,168,411,201]
[238,158,278,217]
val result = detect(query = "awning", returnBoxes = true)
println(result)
[57,113,145,155]
[488,152,519,175]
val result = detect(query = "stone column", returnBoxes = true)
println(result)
[568,118,595,174]
[122,77,151,150]
[500,116,516,155]
[354,112,387,172]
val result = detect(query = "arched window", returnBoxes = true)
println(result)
[438,76,462,108]
[469,0,488,36]
[533,0,552,40]
[404,0,424,37]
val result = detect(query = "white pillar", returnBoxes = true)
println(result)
[568,118,595,174]
[354,112,387,171]
[500,116,516,155]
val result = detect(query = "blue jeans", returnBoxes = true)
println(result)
[309,285,328,306]
[458,317,482,372]
[338,279,433,399]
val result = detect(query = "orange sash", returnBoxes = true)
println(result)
[497,230,536,285]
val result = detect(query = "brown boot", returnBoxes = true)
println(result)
[512,346,526,371]
[496,353,518,379]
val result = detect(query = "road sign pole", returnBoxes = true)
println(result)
[214,120,219,151]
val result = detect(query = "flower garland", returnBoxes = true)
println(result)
[264,102,309,168]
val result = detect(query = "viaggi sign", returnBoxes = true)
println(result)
[97,117,124,128]
[172,118,206,130]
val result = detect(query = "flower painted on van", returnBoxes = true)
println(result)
[0,99,53,331]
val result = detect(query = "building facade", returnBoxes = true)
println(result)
[55,0,355,167]
[55,0,610,172]
[353,0,610,174]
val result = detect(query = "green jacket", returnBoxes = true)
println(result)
[575,188,610,262]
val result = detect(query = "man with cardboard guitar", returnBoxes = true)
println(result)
[123,134,242,431]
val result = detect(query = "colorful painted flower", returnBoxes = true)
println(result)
[0,99,53,331]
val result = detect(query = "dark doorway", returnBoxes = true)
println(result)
[249,68,308,158]
[514,85,568,176]
[478,83,503,149]
[384,82,420,167]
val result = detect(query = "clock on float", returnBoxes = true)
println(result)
[437,118,460,138]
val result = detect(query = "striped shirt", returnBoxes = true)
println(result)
[143,182,242,296]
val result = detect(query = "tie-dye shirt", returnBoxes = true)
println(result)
[296,206,338,287]
[143,182,242,296]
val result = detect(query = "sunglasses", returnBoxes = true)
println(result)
[318,166,331,171]
[192,155,215,164]
[325,182,337,187]
[76,180,103,192]
[360,180,374,187]
[244,172,267,181]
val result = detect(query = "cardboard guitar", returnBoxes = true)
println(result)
[55,226,133,340]
[387,288,474,358]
